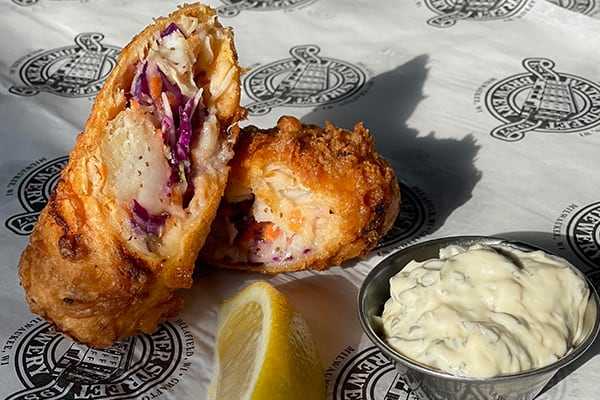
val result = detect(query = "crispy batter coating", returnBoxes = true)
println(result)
[18,3,244,347]
[201,116,400,273]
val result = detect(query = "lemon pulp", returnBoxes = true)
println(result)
[209,281,325,400]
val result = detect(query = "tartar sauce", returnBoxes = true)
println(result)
[381,244,590,378]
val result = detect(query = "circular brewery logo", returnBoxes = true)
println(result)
[375,182,436,251]
[3,318,193,400]
[548,0,597,15]
[217,0,316,17]
[12,0,38,5]
[12,0,93,5]
[331,346,418,400]
[243,44,367,115]
[424,0,530,28]
[484,58,600,141]
[10,32,119,98]
[567,202,600,269]
[5,156,68,236]
[329,346,567,400]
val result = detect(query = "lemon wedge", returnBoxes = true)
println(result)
[208,281,326,400]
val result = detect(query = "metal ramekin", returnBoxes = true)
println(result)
[359,236,600,400]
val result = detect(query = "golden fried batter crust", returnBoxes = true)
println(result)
[202,116,400,273]
[18,3,244,347]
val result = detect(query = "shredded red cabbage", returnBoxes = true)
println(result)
[161,22,182,38]
[176,103,194,207]
[160,93,177,150]
[131,62,152,105]
[155,94,182,201]
[159,89,204,205]
[176,103,192,162]
[176,91,205,208]
[131,199,169,236]
[159,70,183,110]
[128,29,207,229]
[177,91,204,160]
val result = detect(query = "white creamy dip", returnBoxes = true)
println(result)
[381,244,590,378]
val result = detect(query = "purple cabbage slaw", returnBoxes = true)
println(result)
[161,22,182,38]
[131,62,151,106]
[131,199,169,236]
[160,70,183,108]
[129,23,206,235]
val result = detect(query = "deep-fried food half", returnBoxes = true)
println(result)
[201,116,400,273]
[18,3,244,347]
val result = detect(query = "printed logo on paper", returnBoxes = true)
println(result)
[12,0,93,5]
[553,202,600,271]
[548,0,598,16]
[423,0,530,28]
[11,0,38,5]
[375,182,436,251]
[1,318,194,400]
[328,346,418,400]
[10,33,119,98]
[217,0,316,17]
[5,156,68,236]
[484,58,600,141]
[244,44,367,115]
[566,202,600,269]
[327,344,567,400]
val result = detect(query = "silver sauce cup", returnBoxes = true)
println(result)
[359,236,600,400]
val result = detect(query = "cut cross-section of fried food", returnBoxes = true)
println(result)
[18,3,244,347]
[201,116,400,273]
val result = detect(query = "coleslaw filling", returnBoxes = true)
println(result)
[126,20,212,238]
[212,196,313,265]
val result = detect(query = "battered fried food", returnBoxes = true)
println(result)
[201,116,400,273]
[18,3,244,347]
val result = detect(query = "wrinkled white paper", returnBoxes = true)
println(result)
[1,0,599,399]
